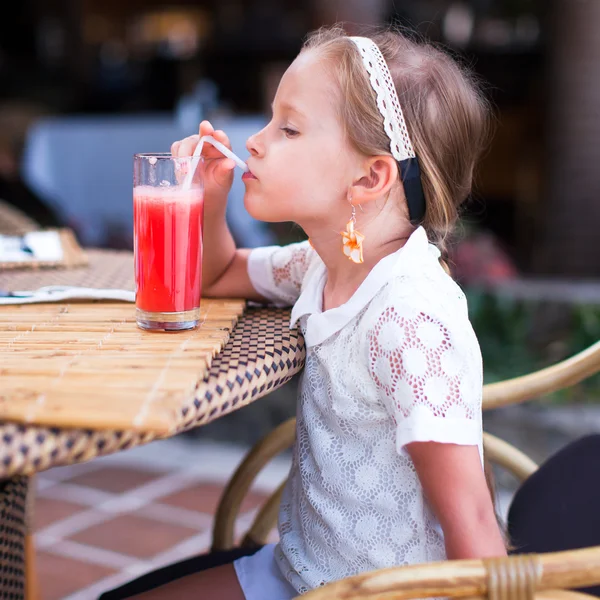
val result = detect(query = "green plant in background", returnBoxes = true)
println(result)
[467,289,600,403]
[467,290,536,383]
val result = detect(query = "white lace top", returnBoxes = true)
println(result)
[247,227,483,594]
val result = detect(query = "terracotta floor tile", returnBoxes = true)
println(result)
[65,466,165,493]
[160,482,270,515]
[37,551,116,600]
[34,497,88,531]
[69,514,199,558]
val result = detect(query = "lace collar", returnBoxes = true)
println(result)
[290,226,440,347]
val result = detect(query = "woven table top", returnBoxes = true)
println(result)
[0,250,306,478]
[0,248,133,291]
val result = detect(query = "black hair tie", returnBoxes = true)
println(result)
[399,157,426,225]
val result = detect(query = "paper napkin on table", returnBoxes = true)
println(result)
[0,231,64,263]
[0,286,135,305]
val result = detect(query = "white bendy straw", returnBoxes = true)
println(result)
[182,135,248,191]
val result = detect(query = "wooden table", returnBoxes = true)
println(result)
[0,250,306,598]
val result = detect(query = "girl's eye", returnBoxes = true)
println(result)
[280,127,299,138]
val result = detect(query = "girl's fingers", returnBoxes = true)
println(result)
[172,121,235,162]
[213,158,236,188]
[213,129,233,150]
[199,120,233,152]
[199,120,215,138]
[178,134,199,157]
[216,158,236,175]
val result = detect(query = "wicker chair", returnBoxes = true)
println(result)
[301,546,600,600]
[211,341,600,598]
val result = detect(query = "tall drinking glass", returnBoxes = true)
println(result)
[133,153,204,331]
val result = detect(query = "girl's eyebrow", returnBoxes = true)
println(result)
[271,101,306,119]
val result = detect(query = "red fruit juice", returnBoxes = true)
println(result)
[134,185,204,316]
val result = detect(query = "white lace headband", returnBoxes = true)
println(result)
[349,36,426,223]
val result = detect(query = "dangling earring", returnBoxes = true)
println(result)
[341,203,365,264]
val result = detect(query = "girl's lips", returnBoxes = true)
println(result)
[242,170,257,181]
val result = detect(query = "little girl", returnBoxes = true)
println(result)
[131,25,507,600]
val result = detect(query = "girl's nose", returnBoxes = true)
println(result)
[246,129,265,157]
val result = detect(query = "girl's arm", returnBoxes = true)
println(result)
[408,441,507,559]
[172,121,267,302]
[202,247,266,301]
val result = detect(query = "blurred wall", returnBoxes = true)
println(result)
[534,0,600,277]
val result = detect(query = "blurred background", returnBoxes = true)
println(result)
[0,0,554,262]
[2,2,600,597]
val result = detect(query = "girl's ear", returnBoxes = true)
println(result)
[349,155,399,206]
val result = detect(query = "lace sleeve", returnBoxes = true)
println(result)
[367,306,482,452]
[247,241,315,307]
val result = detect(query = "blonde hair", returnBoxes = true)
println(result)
[303,26,491,256]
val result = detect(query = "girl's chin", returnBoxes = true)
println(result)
[243,193,292,223]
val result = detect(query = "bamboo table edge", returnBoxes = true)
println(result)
[0,305,306,479]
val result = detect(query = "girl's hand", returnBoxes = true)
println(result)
[171,120,236,217]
